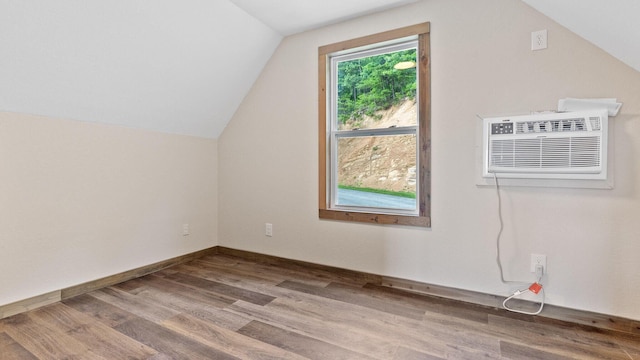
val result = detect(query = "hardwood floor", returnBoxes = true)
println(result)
[1,253,638,359]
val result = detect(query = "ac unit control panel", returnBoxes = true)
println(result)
[491,122,514,135]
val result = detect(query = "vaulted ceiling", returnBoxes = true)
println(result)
[522,0,640,72]
[0,0,283,138]
[0,1,637,139]
[228,0,418,36]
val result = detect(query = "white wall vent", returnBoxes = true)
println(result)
[482,109,608,180]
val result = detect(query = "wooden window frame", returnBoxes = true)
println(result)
[318,23,431,227]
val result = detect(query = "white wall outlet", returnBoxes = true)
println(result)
[182,223,189,236]
[265,223,273,237]
[531,29,548,51]
[530,253,547,273]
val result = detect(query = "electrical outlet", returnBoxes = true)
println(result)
[531,29,547,51]
[265,223,273,237]
[530,254,547,273]
[182,223,189,236]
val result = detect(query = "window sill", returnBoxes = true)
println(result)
[319,209,430,227]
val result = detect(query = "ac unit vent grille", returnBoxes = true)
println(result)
[482,109,608,180]
[571,137,601,167]
[515,117,603,134]
[589,117,602,131]
[490,137,601,170]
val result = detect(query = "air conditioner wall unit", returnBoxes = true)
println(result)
[482,109,608,180]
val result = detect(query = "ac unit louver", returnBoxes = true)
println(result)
[482,109,608,180]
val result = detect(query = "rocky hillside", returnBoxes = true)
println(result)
[338,100,417,194]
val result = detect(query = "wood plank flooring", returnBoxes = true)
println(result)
[1,253,638,359]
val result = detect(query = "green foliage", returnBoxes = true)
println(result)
[337,48,417,123]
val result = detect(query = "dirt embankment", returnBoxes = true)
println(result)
[338,100,417,193]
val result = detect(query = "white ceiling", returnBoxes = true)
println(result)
[522,0,640,72]
[0,0,283,138]
[229,0,418,36]
[0,0,638,139]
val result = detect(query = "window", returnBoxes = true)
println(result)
[318,23,431,227]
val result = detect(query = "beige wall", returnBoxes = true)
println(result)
[0,112,218,306]
[219,0,640,320]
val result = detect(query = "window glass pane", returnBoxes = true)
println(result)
[336,48,417,131]
[336,134,417,210]
[319,23,430,226]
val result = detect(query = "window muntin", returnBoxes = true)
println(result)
[318,23,430,227]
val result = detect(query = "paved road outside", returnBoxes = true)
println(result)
[337,188,415,210]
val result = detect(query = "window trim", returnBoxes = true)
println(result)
[318,23,431,227]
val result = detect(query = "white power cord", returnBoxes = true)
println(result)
[493,172,545,315]
[502,265,545,315]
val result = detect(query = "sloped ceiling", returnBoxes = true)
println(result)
[0,0,416,139]
[0,0,283,139]
[229,0,418,36]
[522,0,640,72]
[1,0,637,138]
